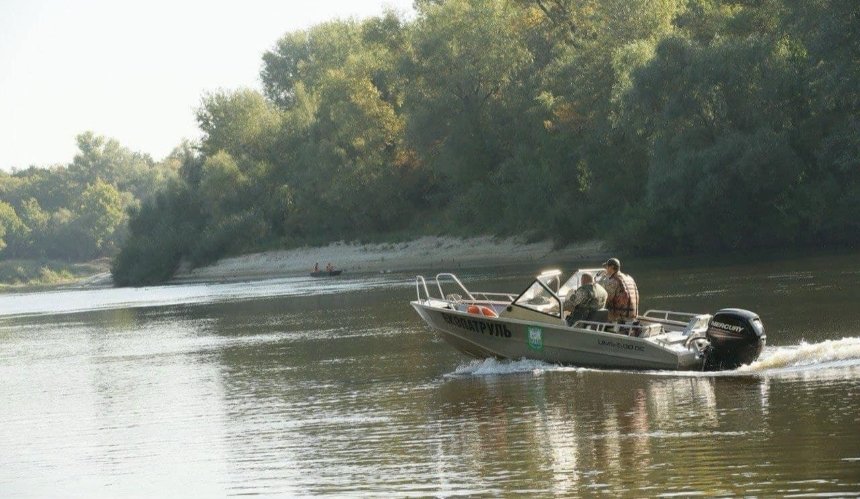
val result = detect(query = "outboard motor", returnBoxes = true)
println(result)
[703,308,766,371]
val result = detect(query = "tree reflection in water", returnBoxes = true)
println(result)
[431,372,780,495]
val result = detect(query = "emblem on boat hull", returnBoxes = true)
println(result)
[527,326,544,351]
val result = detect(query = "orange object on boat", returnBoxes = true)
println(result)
[467,304,498,318]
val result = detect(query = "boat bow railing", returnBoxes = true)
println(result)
[472,292,517,302]
[415,275,431,303]
[434,273,475,302]
[414,273,515,305]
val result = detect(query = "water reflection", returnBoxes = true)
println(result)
[0,312,229,496]
[432,372,808,495]
[1,256,859,496]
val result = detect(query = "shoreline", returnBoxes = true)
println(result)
[0,237,609,290]
[0,259,112,292]
[172,236,608,283]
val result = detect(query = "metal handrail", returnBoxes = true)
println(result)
[472,292,517,302]
[572,320,658,333]
[642,310,712,331]
[435,273,476,301]
[415,275,431,303]
[572,320,613,332]
[643,310,704,321]
[416,273,515,305]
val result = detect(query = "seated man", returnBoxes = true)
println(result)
[564,273,607,326]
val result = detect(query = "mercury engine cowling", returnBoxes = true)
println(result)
[703,308,766,371]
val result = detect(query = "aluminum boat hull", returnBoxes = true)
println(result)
[412,301,703,371]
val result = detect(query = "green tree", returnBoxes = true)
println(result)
[261,15,426,238]
[14,198,49,258]
[112,184,205,286]
[407,0,533,185]
[783,0,860,243]
[261,21,363,108]
[70,132,163,200]
[110,0,860,285]
[0,201,26,253]
[197,151,247,217]
[73,180,127,257]
[613,1,814,252]
[197,89,283,161]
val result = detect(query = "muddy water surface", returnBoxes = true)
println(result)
[1,253,859,496]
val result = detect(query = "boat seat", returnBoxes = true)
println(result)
[573,309,611,331]
[587,309,610,323]
[635,323,663,338]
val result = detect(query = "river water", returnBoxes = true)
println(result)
[1,253,859,496]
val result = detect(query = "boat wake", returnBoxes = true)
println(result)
[447,337,860,379]
[448,357,582,377]
[737,337,860,373]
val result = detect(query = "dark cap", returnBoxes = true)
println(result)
[602,258,621,269]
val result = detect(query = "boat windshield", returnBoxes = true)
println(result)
[558,268,606,299]
[513,280,562,318]
[537,269,562,293]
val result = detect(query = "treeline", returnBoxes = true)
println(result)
[111,0,859,286]
[0,133,177,262]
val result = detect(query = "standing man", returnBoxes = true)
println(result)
[564,273,607,325]
[599,258,639,323]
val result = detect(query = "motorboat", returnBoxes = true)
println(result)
[411,269,766,371]
[310,269,343,277]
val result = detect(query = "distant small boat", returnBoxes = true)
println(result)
[310,270,343,277]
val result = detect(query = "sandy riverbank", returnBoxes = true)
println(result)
[173,236,608,283]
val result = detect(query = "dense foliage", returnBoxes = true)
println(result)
[0,132,177,264]
[103,0,856,285]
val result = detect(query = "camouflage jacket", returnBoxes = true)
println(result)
[565,283,608,312]
[599,272,640,320]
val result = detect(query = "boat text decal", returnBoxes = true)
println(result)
[710,320,745,333]
[527,326,543,351]
[441,313,512,338]
[597,339,645,352]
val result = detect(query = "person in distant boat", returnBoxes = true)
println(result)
[325,262,333,272]
[599,258,640,324]
[314,262,320,272]
[564,273,607,326]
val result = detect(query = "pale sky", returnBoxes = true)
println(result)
[0,0,415,171]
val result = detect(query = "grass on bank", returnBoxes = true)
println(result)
[0,259,109,290]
